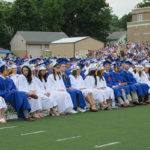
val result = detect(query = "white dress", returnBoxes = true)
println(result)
[69,75,104,103]
[96,76,115,100]
[0,97,7,111]
[84,76,105,103]
[34,77,58,110]
[10,74,20,89]
[136,72,150,93]
[17,75,42,113]
[46,74,73,113]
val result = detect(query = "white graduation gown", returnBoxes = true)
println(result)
[96,76,115,100]
[84,76,105,103]
[70,75,104,103]
[34,77,57,110]
[17,75,42,113]
[46,74,73,113]
[10,74,20,89]
[0,97,7,110]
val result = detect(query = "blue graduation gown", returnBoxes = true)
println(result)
[0,77,31,118]
[121,71,149,97]
[103,72,122,99]
[111,71,130,97]
[65,69,72,76]
[62,74,86,109]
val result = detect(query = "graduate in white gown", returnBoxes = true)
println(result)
[96,66,116,109]
[18,65,44,119]
[0,96,7,124]
[36,65,60,116]
[84,64,111,110]
[9,65,20,89]
[46,62,76,114]
[69,66,98,112]
[135,64,150,94]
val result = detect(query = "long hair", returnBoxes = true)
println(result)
[38,70,47,82]
[72,70,78,78]
[52,63,61,80]
[21,66,32,84]
[148,68,150,77]
[97,70,104,81]
[87,70,97,86]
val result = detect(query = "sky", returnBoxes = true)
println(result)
[4,0,144,18]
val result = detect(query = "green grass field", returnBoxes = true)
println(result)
[1,105,150,150]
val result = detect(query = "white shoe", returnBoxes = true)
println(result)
[0,118,7,124]
[68,109,78,114]
[77,107,86,113]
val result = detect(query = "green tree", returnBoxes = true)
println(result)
[62,0,112,42]
[137,0,150,8]
[0,0,12,49]
[9,0,64,34]
[109,15,120,32]
[119,13,132,30]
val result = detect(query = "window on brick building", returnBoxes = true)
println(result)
[137,14,143,21]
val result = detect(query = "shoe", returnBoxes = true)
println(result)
[77,107,86,113]
[24,117,34,121]
[112,106,120,109]
[68,109,78,114]
[0,118,7,124]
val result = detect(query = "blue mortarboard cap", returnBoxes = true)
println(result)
[107,55,113,62]
[125,61,132,66]
[57,58,69,65]
[44,60,50,66]
[103,61,111,66]
[78,63,84,69]
[70,57,78,62]
[120,61,124,64]
[0,61,6,72]
[113,63,120,68]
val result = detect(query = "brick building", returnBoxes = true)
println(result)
[127,7,150,42]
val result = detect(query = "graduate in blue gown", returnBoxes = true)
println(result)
[58,59,86,112]
[0,62,36,121]
[103,61,129,107]
[121,61,149,103]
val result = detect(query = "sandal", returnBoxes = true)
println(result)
[32,114,41,119]
[90,105,98,112]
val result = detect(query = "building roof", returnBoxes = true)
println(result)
[51,37,88,44]
[107,31,126,41]
[17,31,68,44]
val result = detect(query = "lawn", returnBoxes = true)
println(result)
[0,105,150,150]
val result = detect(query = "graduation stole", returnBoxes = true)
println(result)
[62,73,68,82]
[4,66,7,75]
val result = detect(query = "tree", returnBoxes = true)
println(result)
[119,13,132,30]
[0,0,12,49]
[62,0,112,42]
[9,0,64,34]
[109,15,120,32]
[137,0,150,8]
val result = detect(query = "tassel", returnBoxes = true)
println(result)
[95,69,97,76]
[4,66,7,75]
[37,69,40,77]
[9,68,13,73]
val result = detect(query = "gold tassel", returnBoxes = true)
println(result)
[37,69,40,77]
[4,66,7,75]
[9,68,13,73]
[95,69,97,76]
[115,66,118,72]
